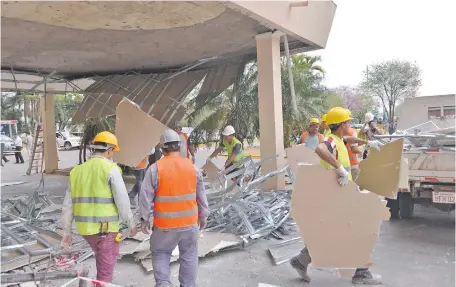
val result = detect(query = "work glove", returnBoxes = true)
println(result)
[198,218,207,230]
[337,166,350,186]
[367,140,383,152]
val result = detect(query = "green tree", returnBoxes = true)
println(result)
[54,93,84,131]
[360,60,421,132]
[329,86,379,123]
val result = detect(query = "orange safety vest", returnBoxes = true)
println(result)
[301,132,324,144]
[154,154,197,229]
[135,156,149,169]
[345,128,359,166]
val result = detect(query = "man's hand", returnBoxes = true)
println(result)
[337,166,350,186]
[368,140,383,151]
[206,157,212,165]
[129,226,138,237]
[60,235,72,250]
[198,218,207,230]
[141,220,152,234]
[192,155,196,164]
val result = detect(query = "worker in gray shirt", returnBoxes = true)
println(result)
[139,129,209,287]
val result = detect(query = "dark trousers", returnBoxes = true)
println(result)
[129,168,146,199]
[15,146,24,163]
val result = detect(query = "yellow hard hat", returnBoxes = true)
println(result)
[93,131,120,151]
[309,118,320,125]
[321,114,327,122]
[326,107,353,125]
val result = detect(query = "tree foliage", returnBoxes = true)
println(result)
[360,60,421,128]
[54,93,83,131]
[329,86,378,123]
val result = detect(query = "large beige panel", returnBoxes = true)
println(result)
[285,144,319,176]
[356,139,404,199]
[114,99,168,166]
[229,1,336,48]
[256,32,285,190]
[292,164,389,268]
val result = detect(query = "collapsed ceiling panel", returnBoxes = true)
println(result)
[292,164,389,268]
[356,139,404,199]
[114,99,168,166]
[285,144,320,175]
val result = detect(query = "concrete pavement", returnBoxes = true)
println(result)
[1,149,454,287]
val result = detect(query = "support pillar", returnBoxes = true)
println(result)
[256,32,285,190]
[40,93,58,173]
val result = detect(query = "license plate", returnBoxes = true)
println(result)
[432,192,455,204]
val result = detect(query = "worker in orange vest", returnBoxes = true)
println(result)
[301,118,324,151]
[345,127,363,180]
[174,122,196,164]
[139,129,209,287]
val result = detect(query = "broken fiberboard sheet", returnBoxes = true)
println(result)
[139,231,242,272]
[202,160,221,183]
[114,99,168,167]
[356,139,404,199]
[285,144,320,176]
[291,164,390,268]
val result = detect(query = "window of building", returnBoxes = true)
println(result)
[443,106,455,117]
[428,107,441,119]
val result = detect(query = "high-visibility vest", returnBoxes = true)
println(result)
[323,129,331,138]
[301,132,324,145]
[178,133,190,158]
[320,134,352,181]
[135,156,149,169]
[222,137,245,163]
[154,154,198,229]
[70,157,121,236]
[345,128,359,166]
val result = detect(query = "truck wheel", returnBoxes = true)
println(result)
[64,142,72,151]
[399,192,414,219]
[387,198,400,219]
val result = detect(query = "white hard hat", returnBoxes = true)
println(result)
[365,112,374,122]
[160,129,181,148]
[222,125,235,136]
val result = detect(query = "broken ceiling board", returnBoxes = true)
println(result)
[202,160,221,183]
[119,238,151,255]
[285,144,320,176]
[114,99,168,166]
[356,139,404,199]
[291,164,389,268]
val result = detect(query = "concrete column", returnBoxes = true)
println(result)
[40,93,58,173]
[256,32,285,190]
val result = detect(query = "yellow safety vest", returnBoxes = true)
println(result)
[69,157,121,236]
[320,133,352,181]
[222,137,245,163]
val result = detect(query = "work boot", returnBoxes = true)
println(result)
[351,269,382,285]
[290,257,311,282]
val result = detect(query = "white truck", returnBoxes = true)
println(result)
[56,131,81,150]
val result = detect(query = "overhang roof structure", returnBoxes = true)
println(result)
[1,1,336,123]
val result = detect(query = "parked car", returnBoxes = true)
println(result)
[56,131,81,150]
[0,134,16,155]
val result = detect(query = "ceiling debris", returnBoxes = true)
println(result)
[285,143,320,175]
[114,99,169,167]
[291,164,390,268]
[356,139,404,198]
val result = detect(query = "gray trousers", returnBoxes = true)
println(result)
[129,169,146,199]
[150,228,198,287]
[296,247,368,274]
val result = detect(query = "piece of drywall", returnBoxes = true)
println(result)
[292,164,389,268]
[202,160,221,183]
[114,99,168,166]
[285,144,320,176]
[355,139,404,199]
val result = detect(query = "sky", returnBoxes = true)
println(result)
[307,0,456,96]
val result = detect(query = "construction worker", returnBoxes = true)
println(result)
[290,107,382,285]
[359,112,385,159]
[60,131,137,283]
[301,118,324,151]
[139,129,209,287]
[320,114,331,138]
[174,122,196,164]
[206,125,245,171]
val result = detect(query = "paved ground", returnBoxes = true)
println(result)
[1,149,455,287]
